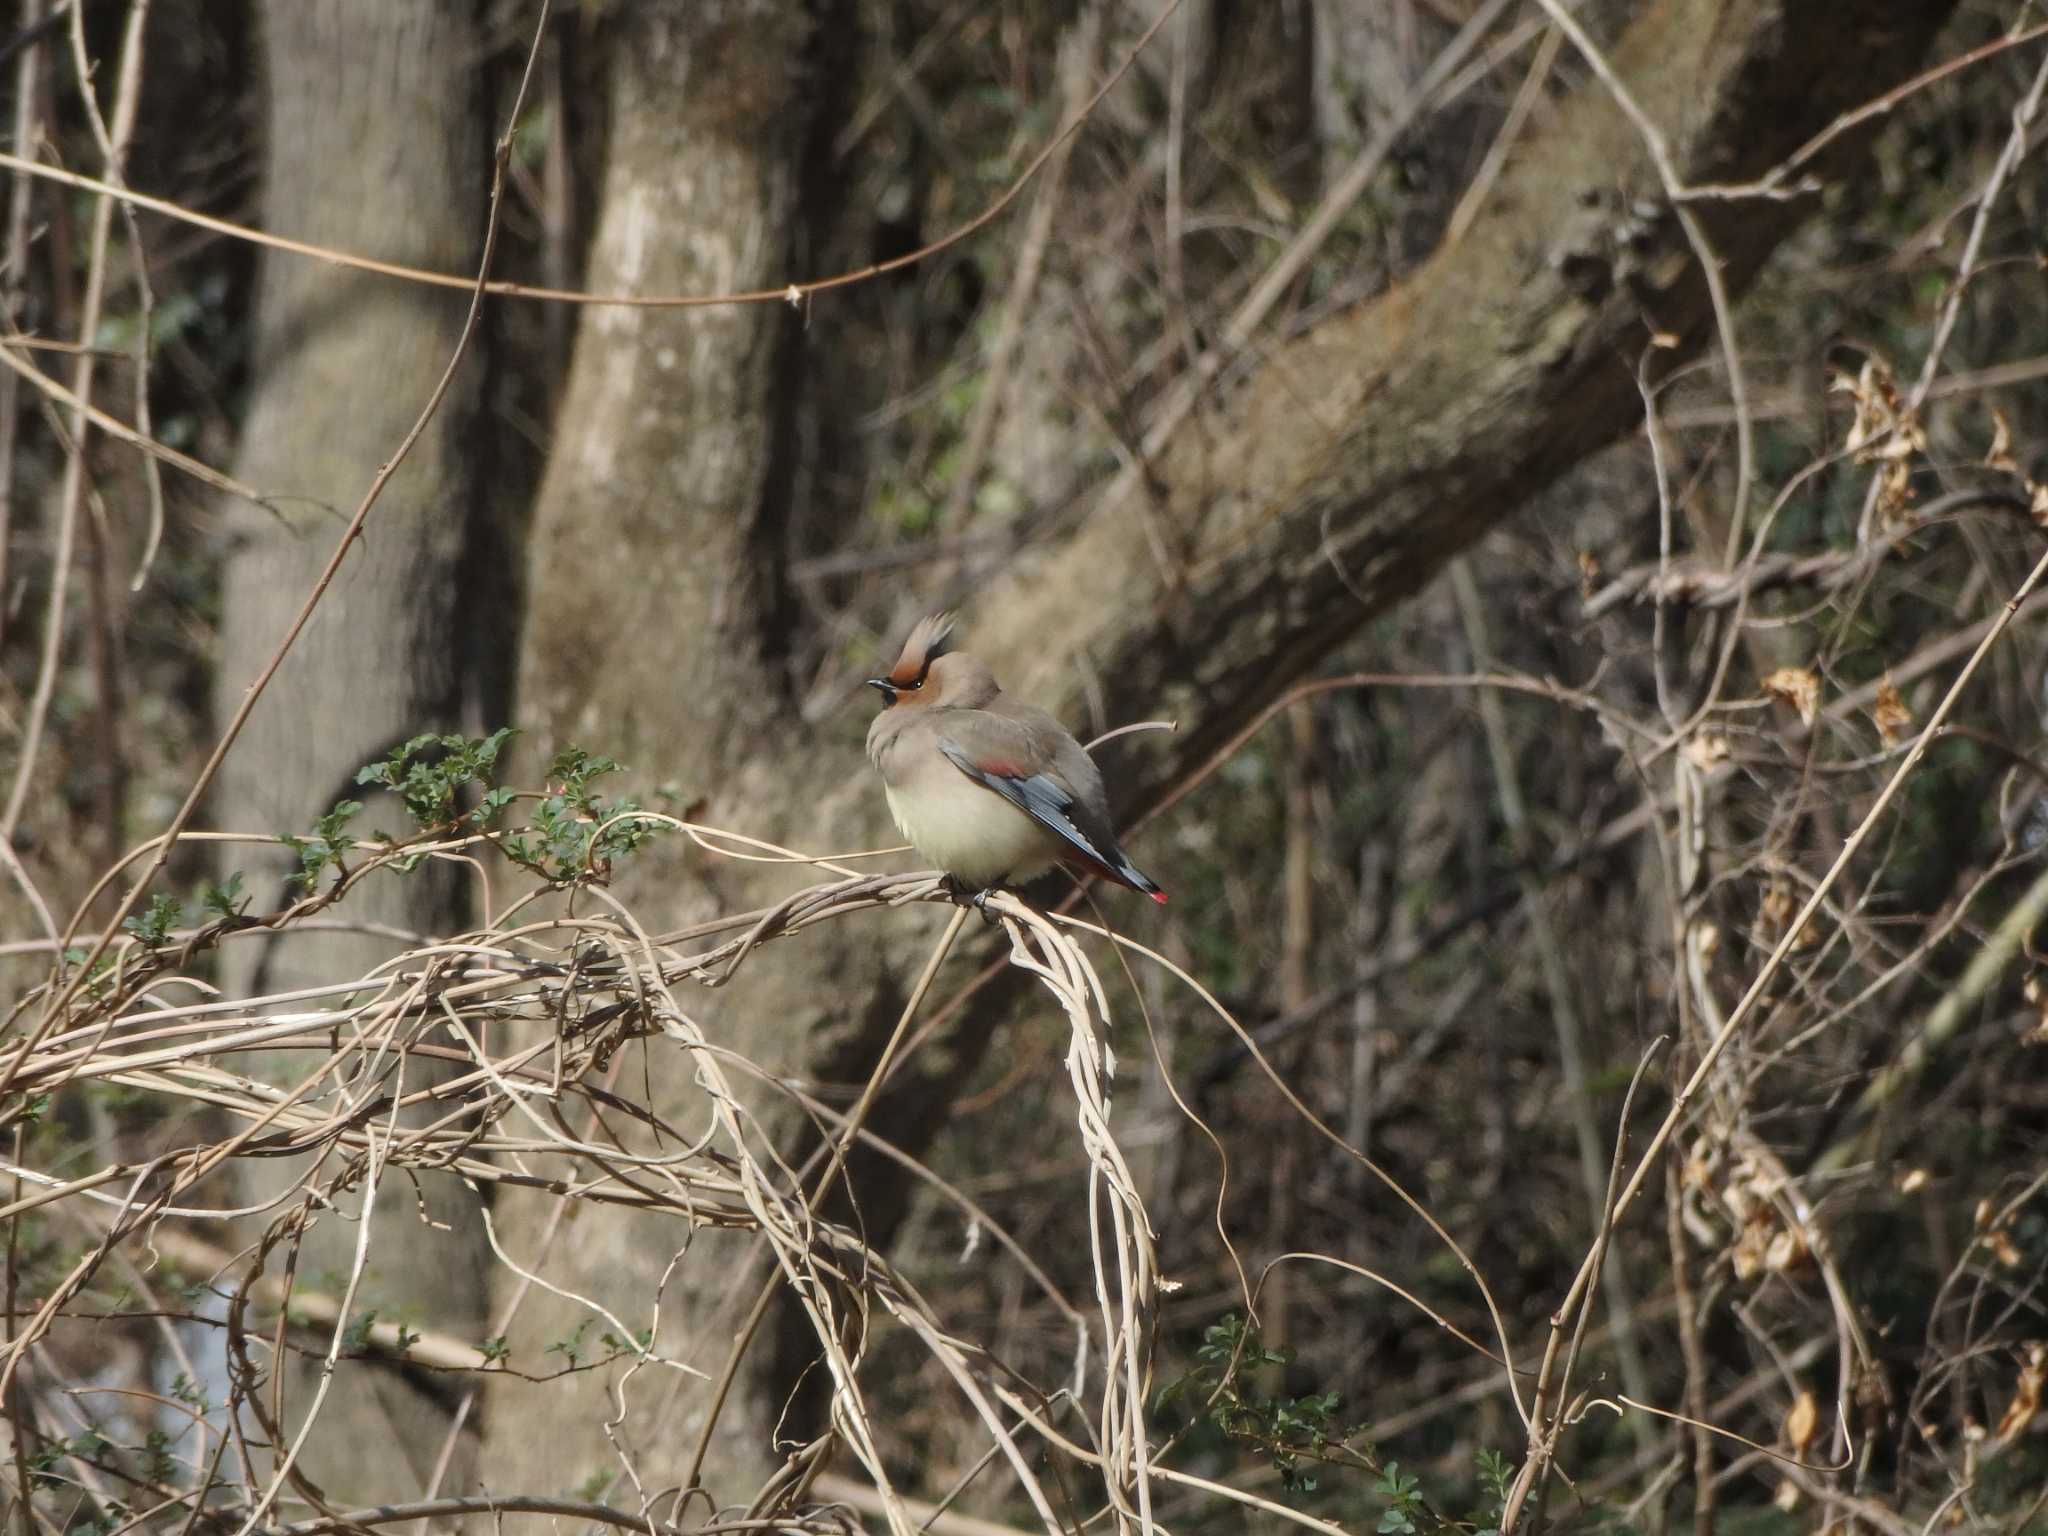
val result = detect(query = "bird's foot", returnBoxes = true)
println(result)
[943,875,1004,925]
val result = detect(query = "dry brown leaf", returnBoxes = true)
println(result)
[2025,975,2048,1046]
[1871,673,1913,748]
[1683,1149,1715,1191]
[1762,666,1821,725]
[1899,1168,1929,1194]
[1994,1343,2045,1445]
[1732,1213,1772,1280]
[1759,881,1796,937]
[1986,408,2017,474]
[1876,457,1916,527]
[1684,733,1732,771]
[1839,355,1926,477]
[1785,1388,1819,1455]
[1577,549,1601,598]
[1856,1363,1893,1433]
[1987,1227,2023,1267]
[1766,1225,1812,1274]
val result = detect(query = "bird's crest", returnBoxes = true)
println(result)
[886,611,957,689]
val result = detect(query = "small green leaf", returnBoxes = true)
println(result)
[200,871,247,918]
[121,892,184,947]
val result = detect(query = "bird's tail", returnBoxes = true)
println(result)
[1087,849,1168,904]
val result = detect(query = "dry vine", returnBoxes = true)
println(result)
[0,817,1196,1536]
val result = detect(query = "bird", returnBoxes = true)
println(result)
[865,613,1167,906]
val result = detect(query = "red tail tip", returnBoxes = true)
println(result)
[1151,891,1169,905]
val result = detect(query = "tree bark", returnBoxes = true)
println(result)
[974,0,1961,795]
[482,0,846,1504]
[211,0,496,1499]
[489,0,1957,1510]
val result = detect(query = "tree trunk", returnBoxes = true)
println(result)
[211,0,496,1499]
[481,0,846,1504]
[487,0,1956,1511]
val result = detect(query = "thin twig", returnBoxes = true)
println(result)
[7,0,552,1087]
[0,0,146,841]
[0,0,1185,316]
[1532,535,2048,1487]
[0,0,45,655]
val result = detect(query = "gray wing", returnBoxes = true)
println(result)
[935,716,1164,899]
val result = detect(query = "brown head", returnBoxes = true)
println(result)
[867,613,1000,710]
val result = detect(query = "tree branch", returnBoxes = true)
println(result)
[979,0,1964,822]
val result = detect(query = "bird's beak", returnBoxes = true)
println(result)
[866,677,896,703]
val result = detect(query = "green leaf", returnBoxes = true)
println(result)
[122,892,185,947]
[342,1310,378,1353]
[200,871,247,918]
[355,729,520,829]
[474,786,518,826]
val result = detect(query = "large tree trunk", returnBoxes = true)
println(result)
[480,0,847,1504]
[211,0,496,1499]
[486,0,1961,1514]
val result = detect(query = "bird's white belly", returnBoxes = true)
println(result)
[884,775,1056,888]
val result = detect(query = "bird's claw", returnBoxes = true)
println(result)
[942,875,1003,925]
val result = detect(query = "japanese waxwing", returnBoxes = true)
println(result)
[865,613,1167,903]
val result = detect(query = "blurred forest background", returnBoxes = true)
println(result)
[2,1,2047,1534]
